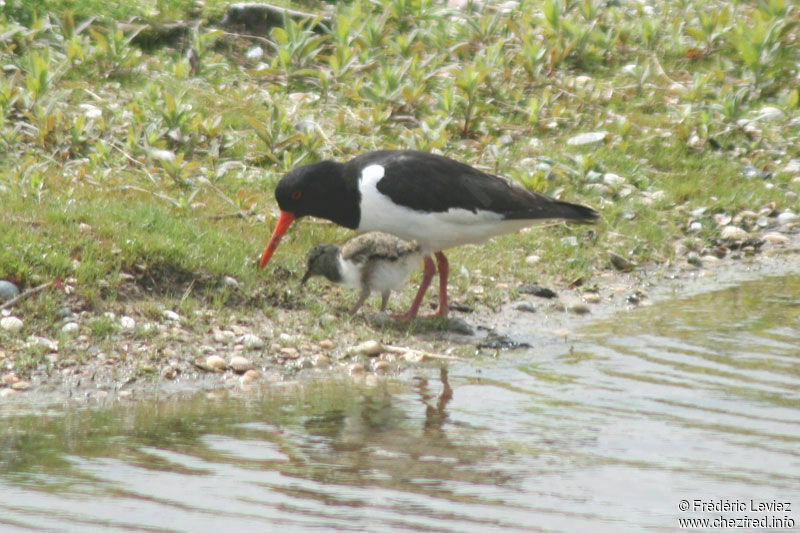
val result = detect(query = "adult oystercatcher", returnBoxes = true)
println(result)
[301,231,423,315]
[259,150,598,319]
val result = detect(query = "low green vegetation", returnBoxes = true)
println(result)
[1,0,798,324]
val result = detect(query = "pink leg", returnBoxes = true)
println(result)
[392,255,435,320]
[431,251,449,318]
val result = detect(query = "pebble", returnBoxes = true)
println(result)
[687,221,702,233]
[11,380,30,391]
[569,304,591,315]
[519,284,557,298]
[312,354,330,367]
[279,347,299,358]
[373,360,391,372]
[318,339,335,350]
[205,355,227,370]
[162,366,178,380]
[349,362,366,375]
[27,336,58,351]
[602,173,626,188]
[0,388,16,398]
[515,303,537,313]
[240,369,260,384]
[120,316,136,331]
[553,328,570,338]
[213,330,236,344]
[3,373,19,385]
[61,322,80,334]
[0,280,19,302]
[720,225,748,240]
[352,340,384,357]
[763,232,789,244]
[524,254,540,266]
[245,45,263,59]
[229,356,253,374]
[609,252,634,272]
[566,131,608,146]
[560,236,578,247]
[223,276,239,288]
[713,213,732,226]
[686,252,702,267]
[162,310,181,322]
[583,292,601,304]
[701,255,721,264]
[782,159,800,174]
[240,334,265,350]
[1,316,23,333]
[777,212,798,225]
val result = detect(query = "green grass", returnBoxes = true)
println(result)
[1,0,799,326]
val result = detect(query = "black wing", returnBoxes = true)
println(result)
[350,150,597,222]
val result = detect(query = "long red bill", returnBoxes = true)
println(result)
[258,210,296,269]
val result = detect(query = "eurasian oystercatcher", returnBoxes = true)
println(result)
[259,150,598,319]
[301,231,423,315]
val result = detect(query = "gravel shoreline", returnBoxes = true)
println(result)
[1,226,798,406]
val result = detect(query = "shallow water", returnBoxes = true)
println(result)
[1,276,799,532]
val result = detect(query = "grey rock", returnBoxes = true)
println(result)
[0,280,19,302]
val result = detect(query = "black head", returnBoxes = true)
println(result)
[275,160,360,229]
[301,243,341,285]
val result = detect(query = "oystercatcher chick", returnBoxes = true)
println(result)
[259,150,598,319]
[301,232,423,315]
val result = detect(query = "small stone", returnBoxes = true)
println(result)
[0,280,19,302]
[3,373,20,385]
[279,347,299,358]
[223,276,239,288]
[701,255,721,264]
[120,316,136,331]
[352,340,384,357]
[569,304,591,315]
[312,354,330,367]
[609,252,634,272]
[373,360,391,372]
[602,173,626,188]
[349,362,366,375]
[245,45,263,59]
[229,356,253,374]
[0,388,16,398]
[560,236,578,246]
[515,303,537,313]
[162,366,178,380]
[553,328,570,337]
[525,254,540,266]
[205,355,227,370]
[583,292,601,304]
[720,225,748,240]
[777,212,798,225]
[782,159,800,174]
[61,322,80,335]
[241,333,265,350]
[686,252,702,267]
[1,316,23,333]
[687,221,702,233]
[566,131,608,146]
[518,284,557,298]
[162,310,181,322]
[713,213,732,226]
[213,330,236,344]
[763,232,789,244]
[318,339,335,350]
[27,336,57,351]
[11,380,30,391]
[240,369,260,384]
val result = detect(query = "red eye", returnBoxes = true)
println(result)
[291,191,302,200]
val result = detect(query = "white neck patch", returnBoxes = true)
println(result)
[360,164,385,188]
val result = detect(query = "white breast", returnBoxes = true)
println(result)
[357,164,535,252]
[337,252,422,293]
